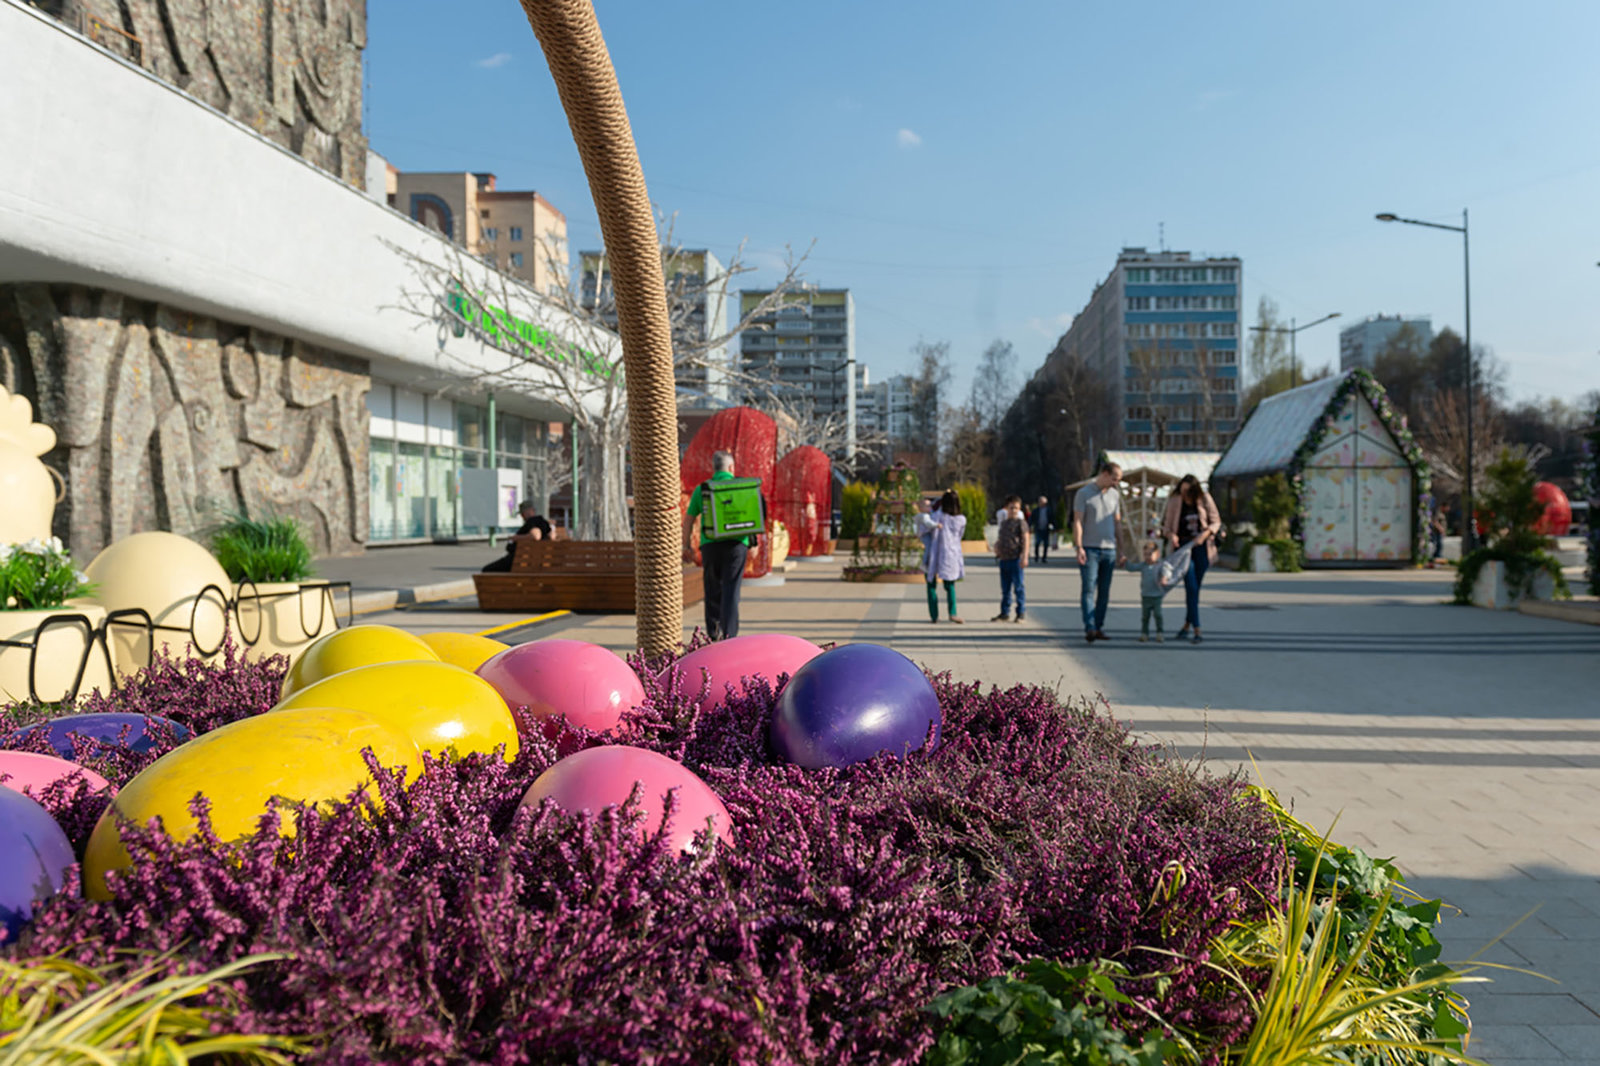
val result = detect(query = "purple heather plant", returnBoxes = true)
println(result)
[4,639,1284,1063]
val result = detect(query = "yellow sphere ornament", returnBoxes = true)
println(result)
[418,631,510,673]
[280,624,440,700]
[83,707,420,900]
[273,660,520,761]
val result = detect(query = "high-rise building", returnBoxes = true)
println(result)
[580,249,732,405]
[391,172,568,296]
[1049,247,1242,451]
[739,286,857,447]
[1339,314,1433,372]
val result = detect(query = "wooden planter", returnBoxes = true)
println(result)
[474,540,704,613]
[842,568,927,584]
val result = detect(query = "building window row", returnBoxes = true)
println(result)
[1125,266,1237,284]
[1127,322,1239,340]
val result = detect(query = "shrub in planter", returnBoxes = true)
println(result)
[0,538,109,704]
[840,481,876,541]
[6,646,1290,1063]
[1453,449,1571,605]
[1234,536,1304,574]
[209,514,335,660]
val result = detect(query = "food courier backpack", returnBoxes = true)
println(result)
[699,478,766,542]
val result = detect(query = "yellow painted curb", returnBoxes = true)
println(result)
[475,610,571,638]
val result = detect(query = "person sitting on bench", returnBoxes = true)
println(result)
[481,501,552,573]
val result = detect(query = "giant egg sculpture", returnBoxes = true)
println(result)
[477,639,644,738]
[83,707,420,899]
[521,745,732,853]
[274,660,520,760]
[770,643,941,770]
[280,624,440,700]
[0,787,75,940]
[663,633,822,715]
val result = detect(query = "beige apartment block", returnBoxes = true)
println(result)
[390,171,568,294]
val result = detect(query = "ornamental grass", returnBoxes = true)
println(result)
[4,640,1288,1063]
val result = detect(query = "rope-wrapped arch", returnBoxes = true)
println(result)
[518,0,682,655]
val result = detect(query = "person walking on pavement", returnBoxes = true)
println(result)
[1162,473,1222,644]
[1031,495,1053,564]
[917,490,967,623]
[480,501,551,573]
[683,450,761,641]
[1073,461,1125,643]
[992,495,1030,622]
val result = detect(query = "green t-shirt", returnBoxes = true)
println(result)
[688,470,757,547]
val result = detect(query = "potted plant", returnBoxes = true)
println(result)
[209,514,334,662]
[0,536,111,703]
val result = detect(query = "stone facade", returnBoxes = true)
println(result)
[0,284,369,559]
[35,0,368,187]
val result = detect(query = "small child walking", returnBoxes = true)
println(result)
[1129,540,1171,642]
[992,495,1031,622]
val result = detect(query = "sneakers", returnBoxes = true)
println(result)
[1156,634,1165,643]
[991,613,1011,622]
[1139,634,1148,643]
[1085,631,1096,644]
[950,616,965,625]
[1093,629,1110,642]
[1015,611,1025,622]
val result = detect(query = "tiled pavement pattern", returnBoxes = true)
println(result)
[357,555,1600,1062]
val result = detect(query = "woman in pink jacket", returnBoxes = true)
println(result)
[1162,475,1222,643]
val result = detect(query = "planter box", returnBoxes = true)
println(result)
[1471,560,1556,610]
[1250,544,1276,573]
[235,582,340,665]
[0,604,114,704]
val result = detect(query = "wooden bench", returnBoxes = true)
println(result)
[473,540,704,613]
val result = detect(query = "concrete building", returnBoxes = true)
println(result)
[393,172,569,297]
[0,0,614,554]
[1339,314,1433,372]
[580,249,731,405]
[1049,247,1242,451]
[739,286,857,452]
[859,374,917,445]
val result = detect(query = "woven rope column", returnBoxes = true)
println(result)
[519,0,682,655]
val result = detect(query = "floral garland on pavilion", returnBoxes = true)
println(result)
[1284,369,1433,566]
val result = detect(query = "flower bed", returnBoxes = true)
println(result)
[841,565,927,583]
[1,640,1293,1063]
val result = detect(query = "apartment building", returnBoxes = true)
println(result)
[391,171,569,295]
[580,248,731,404]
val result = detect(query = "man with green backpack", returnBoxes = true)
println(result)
[683,450,767,640]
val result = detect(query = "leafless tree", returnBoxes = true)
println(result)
[385,213,811,540]
[1420,386,1506,499]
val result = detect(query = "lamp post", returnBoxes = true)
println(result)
[1376,209,1474,551]
[1248,311,1341,390]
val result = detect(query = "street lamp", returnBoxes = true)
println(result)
[1248,311,1341,390]
[1376,209,1474,551]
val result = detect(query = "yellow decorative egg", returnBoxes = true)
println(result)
[418,631,510,673]
[83,707,420,900]
[273,660,519,761]
[280,624,440,699]
[84,531,233,674]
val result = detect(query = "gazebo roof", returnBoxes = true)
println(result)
[1103,450,1224,486]
[1213,375,1347,479]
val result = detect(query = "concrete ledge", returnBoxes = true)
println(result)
[1518,599,1600,626]
[351,590,399,616]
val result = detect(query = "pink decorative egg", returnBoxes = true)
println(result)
[477,639,645,737]
[520,745,733,852]
[662,633,823,714]
[0,750,111,797]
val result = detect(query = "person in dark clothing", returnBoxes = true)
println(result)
[683,451,762,640]
[480,501,552,573]
[1031,495,1053,563]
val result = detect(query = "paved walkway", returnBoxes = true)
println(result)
[335,548,1600,1062]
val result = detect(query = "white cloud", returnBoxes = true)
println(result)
[1026,312,1075,337]
[896,128,922,149]
[475,52,513,69]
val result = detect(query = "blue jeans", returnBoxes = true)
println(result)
[1079,546,1114,633]
[999,558,1025,616]
[1183,542,1210,630]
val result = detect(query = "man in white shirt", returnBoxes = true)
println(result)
[1072,461,1125,643]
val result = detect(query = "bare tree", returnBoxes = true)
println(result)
[1422,387,1506,500]
[385,213,810,540]
[969,339,1017,433]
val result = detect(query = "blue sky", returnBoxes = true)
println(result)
[367,0,1600,408]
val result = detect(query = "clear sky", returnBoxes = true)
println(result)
[367,0,1600,408]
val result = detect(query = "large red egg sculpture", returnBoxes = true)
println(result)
[662,633,823,715]
[521,745,733,852]
[1533,482,1572,537]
